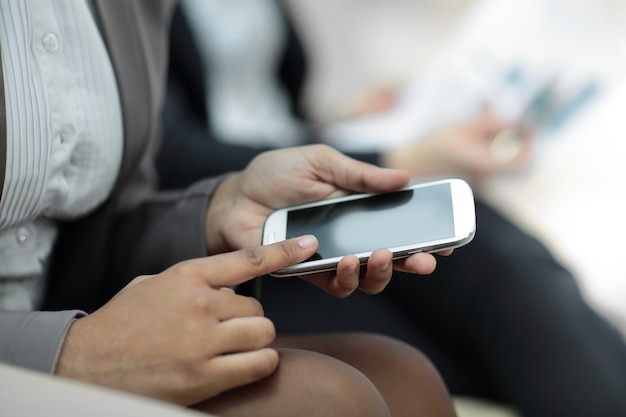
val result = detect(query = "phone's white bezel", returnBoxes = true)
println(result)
[262,178,476,277]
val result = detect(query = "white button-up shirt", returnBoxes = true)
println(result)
[0,0,123,310]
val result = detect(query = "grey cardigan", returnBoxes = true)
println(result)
[0,0,225,373]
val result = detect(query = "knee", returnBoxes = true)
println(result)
[194,348,391,417]
[273,348,391,417]
[321,332,445,380]
[297,333,455,417]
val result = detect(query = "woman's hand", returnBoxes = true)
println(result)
[55,236,320,405]
[205,144,450,297]
[384,107,533,182]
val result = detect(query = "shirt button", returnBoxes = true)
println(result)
[58,125,76,144]
[16,227,30,244]
[42,33,60,52]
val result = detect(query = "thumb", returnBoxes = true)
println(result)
[194,235,319,288]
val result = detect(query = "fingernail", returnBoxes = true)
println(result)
[297,235,317,249]
[379,262,391,272]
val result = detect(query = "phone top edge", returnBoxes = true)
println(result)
[266,178,470,214]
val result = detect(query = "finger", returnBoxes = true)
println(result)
[311,145,411,194]
[332,255,361,297]
[393,252,438,275]
[183,235,319,288]
[299,255,360,298]
[209,316,276,355]
[200,348,279,397]
[358,249,393,295]
[193,288,265,322]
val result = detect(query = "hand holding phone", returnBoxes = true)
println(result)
[262,178,476,277]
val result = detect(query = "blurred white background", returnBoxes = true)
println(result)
[285,0,474,122]
[286,0,626,337]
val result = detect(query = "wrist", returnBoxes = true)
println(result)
[54,317,97,382]
[205,173,241,255]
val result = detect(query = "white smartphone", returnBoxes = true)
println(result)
[261,178,476,277]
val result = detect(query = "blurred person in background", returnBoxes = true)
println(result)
[159,1,626,416]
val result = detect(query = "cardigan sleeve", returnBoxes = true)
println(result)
[0,310,86,373]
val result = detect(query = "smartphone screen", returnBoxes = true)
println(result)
[286,182,455,260]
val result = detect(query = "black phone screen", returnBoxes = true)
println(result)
[286,182,455,259]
